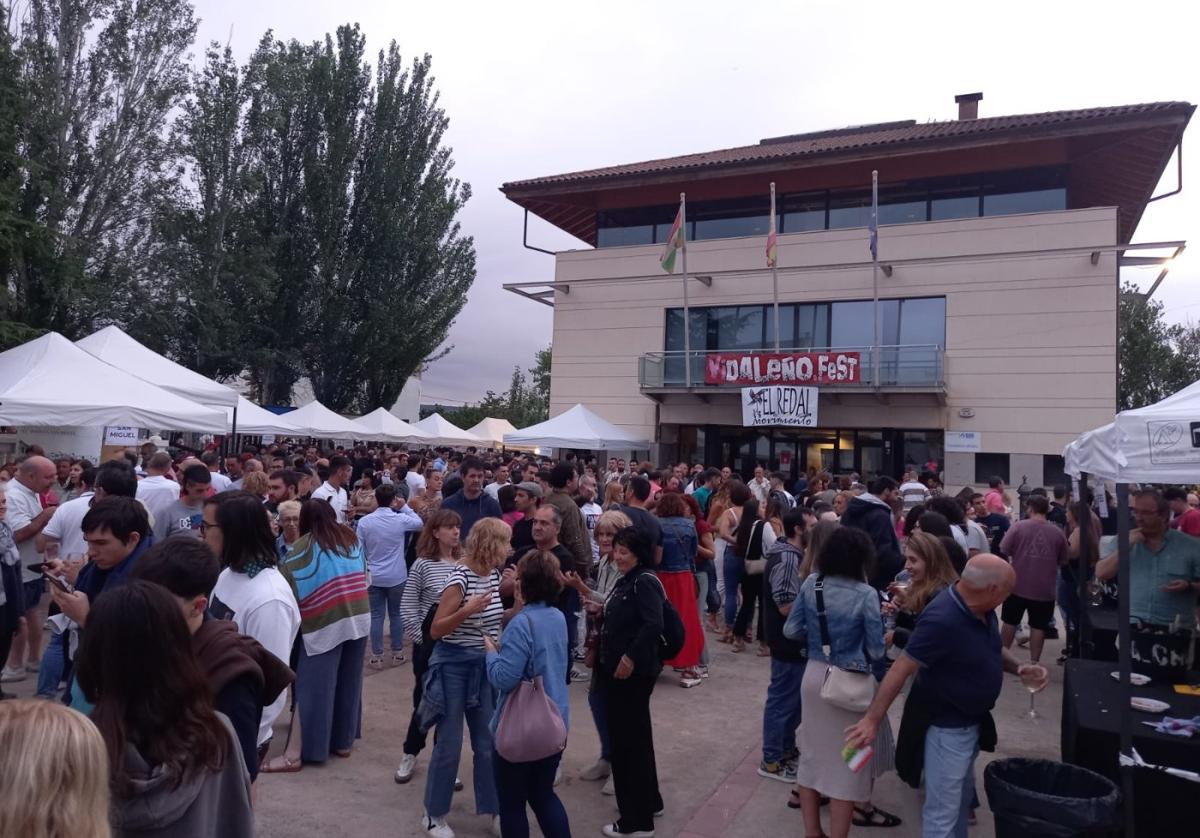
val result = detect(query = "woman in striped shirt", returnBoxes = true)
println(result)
[419,517,511,838]
[395,509,462,785]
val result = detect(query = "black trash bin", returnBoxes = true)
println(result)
[984,758,1121,838]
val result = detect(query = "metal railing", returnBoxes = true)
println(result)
[638,345,944,390]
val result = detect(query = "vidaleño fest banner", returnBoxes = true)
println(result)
[705,351,861,386]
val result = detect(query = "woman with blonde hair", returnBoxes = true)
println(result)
[601,480,625,511]
[887,531,958,646]
[419,516,511,838]
[0,700,111,838]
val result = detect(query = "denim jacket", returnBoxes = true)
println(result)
[658,516,697,572]
[783,574,885,672]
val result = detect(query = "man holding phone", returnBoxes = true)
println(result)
[1,456,58,685]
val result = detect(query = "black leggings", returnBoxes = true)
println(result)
[733,573,763,639]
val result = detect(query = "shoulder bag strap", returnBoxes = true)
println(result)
[814,575,832,656]
[748,520,765,562]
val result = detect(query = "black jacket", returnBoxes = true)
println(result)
[598,567,664,678]
[840,494,902,590]
[763,540,807,662]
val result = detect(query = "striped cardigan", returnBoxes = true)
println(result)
[281,533,370,656]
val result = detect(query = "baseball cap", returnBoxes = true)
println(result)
[515,481,544,499]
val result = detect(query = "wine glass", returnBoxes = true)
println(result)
[1019,665,1047,721]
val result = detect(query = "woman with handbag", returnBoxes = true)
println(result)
[654,492,705,687]
[483,550,571,838]
[730,498,775,653]
[783,527,886,838]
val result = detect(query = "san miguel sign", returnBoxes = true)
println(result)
[704,351,862,386]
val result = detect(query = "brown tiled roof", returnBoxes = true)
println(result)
[503,101,1193,191]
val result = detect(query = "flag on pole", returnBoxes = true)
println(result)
[766,187,778,268]
[660,200,685,273]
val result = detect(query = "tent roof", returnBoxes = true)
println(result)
[503,404,650,450]
[283,400,368,438]
[0,332,228,432]
[225,397,301,436]
[411,413,483,447]
[465,417,520,446]
[1065,379,1200,482]
[351,408,431,443]
[76,325,239,408]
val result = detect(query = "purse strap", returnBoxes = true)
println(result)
[814,575,832,657]
[746,520,765,563]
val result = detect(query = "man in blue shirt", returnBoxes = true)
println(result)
[846,555,1048,838]
[357,484,424,668]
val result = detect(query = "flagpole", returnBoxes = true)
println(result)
[871,170,880,389]
[681,192,691,388]
[770,182,780,352]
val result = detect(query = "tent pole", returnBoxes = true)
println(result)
[1115,482,1134,838]
[1077,474,1091,657]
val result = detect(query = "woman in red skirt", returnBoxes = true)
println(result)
[654,492,705,687]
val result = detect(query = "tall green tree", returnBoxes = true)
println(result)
[1118,281,1200,410]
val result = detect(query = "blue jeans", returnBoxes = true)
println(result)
[295,636,366,763]
[587,679,610,761]
[493,752,571,838]
[922,724,980,838]
[722,553,742,627]
[424,655,498,818]
[761,657,805,763]
[368,583,405,656]
[36,632,66,698]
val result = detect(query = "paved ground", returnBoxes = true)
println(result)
[5,625,1064,837]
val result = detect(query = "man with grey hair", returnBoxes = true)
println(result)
[1,456,57,683]
[846,555,1049,838]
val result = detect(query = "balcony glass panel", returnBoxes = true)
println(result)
[983,188,1066,216]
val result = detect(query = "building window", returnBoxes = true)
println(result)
[596,225,653,247]
[974,453,1011,485]
[782,192,826,233]
[931,192,980,221]
[1043,455,1068,490]
[983,188,1066,217]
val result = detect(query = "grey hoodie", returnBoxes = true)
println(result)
[112,714,253,838]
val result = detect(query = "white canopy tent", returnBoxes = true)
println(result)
[76,325,239,409]
[283,400,369,439]
[351,407,431,443]
[466,417,520,448]
[411,413,483,447]
[225,396,302,436]
[503,404,650,450]
[0,332,227,432]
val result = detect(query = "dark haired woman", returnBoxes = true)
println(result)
[204,492,301,762]
[596,527,665,837]
[716,481,752,644]
[279,499,370,764]
[730,496,774,653]
[484,550,571,838]
[76,580,253,837]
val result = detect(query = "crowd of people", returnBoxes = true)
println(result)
[1,438,1197,838]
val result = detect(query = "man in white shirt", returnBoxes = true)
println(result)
[2,456,57,682]
[202,451,232,493]
[38,466,96,559]
[749,465,771,505]
[312,455,353,523]
[136,452,180,529]
[899,470,931,514]
[483,465,510,501]
[578,475,603,564]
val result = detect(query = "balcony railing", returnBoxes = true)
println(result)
[638,345,945,390]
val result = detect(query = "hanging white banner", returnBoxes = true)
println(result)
[741,386,818,428]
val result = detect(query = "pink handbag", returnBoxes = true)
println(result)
[494,614,568,763]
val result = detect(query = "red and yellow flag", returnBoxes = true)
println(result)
[660,201,684,274]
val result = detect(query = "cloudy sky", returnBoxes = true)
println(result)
[194,0,1199,404]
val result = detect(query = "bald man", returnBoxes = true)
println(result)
[1,456,58,683]
[846,555,1049,838]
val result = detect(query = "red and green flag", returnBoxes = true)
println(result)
[660,201,685,273]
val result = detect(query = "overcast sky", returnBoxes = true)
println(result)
[194,0,1200,404]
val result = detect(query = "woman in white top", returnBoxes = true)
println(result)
[419,518,511,838]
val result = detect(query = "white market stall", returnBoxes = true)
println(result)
[503,403,650,450]
[0,332,227,433]
[283,400,370,439]
[466,417,520,448]
[411,413,483,447]
[351,407,430,444]
[225,396,302,437]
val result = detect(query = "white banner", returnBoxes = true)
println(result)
[741,386,818,428]
[103,426,139,446]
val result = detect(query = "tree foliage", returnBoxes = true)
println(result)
[1118,281,1200,410]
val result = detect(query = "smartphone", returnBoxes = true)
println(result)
[27,562,48,575]
[43,573,74,594]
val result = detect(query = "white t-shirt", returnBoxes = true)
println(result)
[42,492,94,558]
[4,479,45,582]
[136,475,180,531]
[209,567,301,745]
[581,500,603,563]
[311,481,349,523]
[483,481,507,501]
[966,520,990,554]
[405,470,427,497]
[209,471,233,493]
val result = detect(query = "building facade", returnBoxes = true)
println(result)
[503,96,1192,489]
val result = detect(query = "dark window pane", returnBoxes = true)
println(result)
[898,297,946,347]
[654,220,694,243]
[903,432,943,473]
[597,225,653,247]
[796,303,829,348]
[830,300,874,347]
[1043,455,1068,491]
[694,214,770,241]
[713,306,765,350]
[974,453,1011,485]
[878,200,927,225]
[782,193,827,233]
[828,196,872,230]
[764,303,796,348]
[983,188,1066,216]
[665,308,705,351]
[931,194,979,220]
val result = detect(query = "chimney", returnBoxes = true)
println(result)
[955,92,983,120]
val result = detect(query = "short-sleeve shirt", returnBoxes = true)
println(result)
[1129,530,1200,625]
[904,585,1003,728]
[1000,518,1068,601]
[311,481,349,523]
[619,505,664,551]
[4,479,45,582]
[1170,508,1200,538]
[42,492,95,558]
[442,565,503,649]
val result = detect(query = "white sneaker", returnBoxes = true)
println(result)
[394,753,417,784]
[569,667,590,683]
[454,776,464,792]
[602,824,654,838]
[420,812,454,838]
[0,666,26,683]
[601,775,615,795]
[580,758,611,781]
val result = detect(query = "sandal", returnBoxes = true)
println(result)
[718,629,733,644]
[259,755,303,774]
[852,805,902,828]
[756,645,770,657]
[333,748,352,758]
[731,637,745,653]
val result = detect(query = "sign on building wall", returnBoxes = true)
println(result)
[741,386,819,428]
[944,430,982,452]
[706,352,861,386]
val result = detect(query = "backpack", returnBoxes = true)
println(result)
[637,573,686,661]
